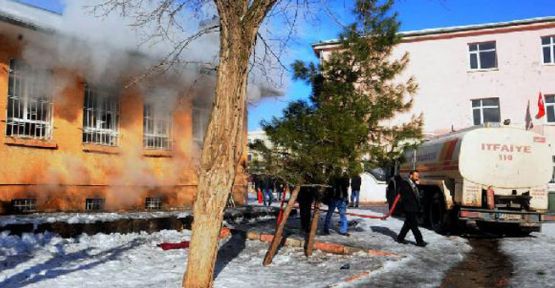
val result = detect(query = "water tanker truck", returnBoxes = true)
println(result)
[399,125,552,235]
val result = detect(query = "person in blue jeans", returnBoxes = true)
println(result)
[262,175,273,206]
[323,172,350,236]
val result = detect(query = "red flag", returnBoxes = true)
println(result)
[536,92,545,119]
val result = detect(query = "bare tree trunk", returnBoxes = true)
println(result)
[183,1,276,287]
[263,185,301,266]
[304,201,320,257]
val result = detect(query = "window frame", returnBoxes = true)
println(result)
[82,84,120,146]
[471,97,501,125]
[85,198,105,211]
[544,94,555,124]
[192,106,211,145]
[145,197,162,210]
[550,155,555,184]
[468,41,498,71]
[11,198,37,213]
[143,103,172,150]
[541,35,555,65]
[6,59,54,140]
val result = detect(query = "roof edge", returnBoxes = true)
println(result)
[313,16,555,49]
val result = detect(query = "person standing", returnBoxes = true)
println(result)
[323,171,350,236]
[262,175,273,206]
[297,186,315,233]
[274,178,285,201]
[349,174,362,208]
[396,170,427,247]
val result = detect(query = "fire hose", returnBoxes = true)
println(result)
[276,187,289,224]
[344,193,401,220]
[276,192,401,225]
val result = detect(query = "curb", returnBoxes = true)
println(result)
[243,230,398,257]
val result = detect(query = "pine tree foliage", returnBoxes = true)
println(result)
[251,0,423,187]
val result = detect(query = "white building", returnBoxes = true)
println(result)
[314,17,555,205]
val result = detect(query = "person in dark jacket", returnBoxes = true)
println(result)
[349,174,362,208]
[297,186,316,233]
[261,175,273,206]
[323,171,350,236]
[396,170,427,247]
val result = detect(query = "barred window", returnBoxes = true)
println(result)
[85,198,105,211]
[6,59,53,139]
[192,93,213,146]
[145,197,162,210]
[83,84,119,146]
[11,198,37,213]
[144,103,172,150]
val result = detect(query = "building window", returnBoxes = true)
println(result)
[6,59,53,139]
[193,106,211,145]
[85,198,105,211]
[550,156,555,184]
[545,95,555,123]
[542,36,555,64]
[11,198,37,213]
[145,197,162,210]
[472,98,500,125]
[83,84,119,146]
[469,42,497,70]
[144,103,172,150]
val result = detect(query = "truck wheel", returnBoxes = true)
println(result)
[429,191,448,233]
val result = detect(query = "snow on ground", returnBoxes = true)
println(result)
[0,205,470,288]
[500,222,555,288]
[339,209,470,288]
[0,230,189,288]
[0,211,192,227]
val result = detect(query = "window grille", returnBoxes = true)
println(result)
[145,197,162,210]
[468,42,497,70]
[192,106,210,145]
[542,36,555,64]
[83,84,119,146]
[85,198,105,211]
[11,198,37,213]
[6,59,53,139]
[144,104,172,150]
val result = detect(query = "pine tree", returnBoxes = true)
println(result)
[254,0,423,264]
[254,0,422,188]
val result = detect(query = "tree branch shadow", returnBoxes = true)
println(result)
[0,238,143,288]
[213,230,246,279]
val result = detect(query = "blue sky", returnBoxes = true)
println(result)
[16,0,555,131]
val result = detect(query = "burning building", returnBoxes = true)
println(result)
[0,1,248,214]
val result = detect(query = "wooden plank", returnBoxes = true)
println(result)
[262,185,301,266]
[304,200,320,256]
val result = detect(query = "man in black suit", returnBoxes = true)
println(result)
[396,170,427,247]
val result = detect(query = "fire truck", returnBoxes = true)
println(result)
[399,125,552,235]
